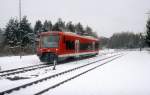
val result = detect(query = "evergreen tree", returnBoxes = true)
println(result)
[66,21,75,32]
[34,20,42,34]
[42,20,52,32]
[5,18,19,47]
[42,20,49,32]
[5,16,33,49]
[47,20,52,31]
[99,37,109,48]
[146,18,150,46]
[85,26,93,35]
[0,28,5,48]
[52,18,65,31]
[19,16,33,47]
[75,23,84,35]
[52,22,60,31]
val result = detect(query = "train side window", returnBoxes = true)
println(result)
[71,41,75,50]
[95,42,99,50]
[80,43,93,50]
[65,40,75,50]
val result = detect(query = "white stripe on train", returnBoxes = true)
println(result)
[58,51,98,58]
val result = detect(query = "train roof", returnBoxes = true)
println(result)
[40,31,98,41]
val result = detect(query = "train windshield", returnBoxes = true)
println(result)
[41,35,59,48]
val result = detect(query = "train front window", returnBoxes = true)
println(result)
[41,35,59,48]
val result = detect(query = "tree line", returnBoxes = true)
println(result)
[0,16,97,56]
[99,18,150,49]
[99,32,146,49]
[1,16,150,56]
[34,18,98,37]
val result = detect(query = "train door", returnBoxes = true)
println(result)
[75,40,79,57]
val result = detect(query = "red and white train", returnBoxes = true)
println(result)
[37,31,99,63]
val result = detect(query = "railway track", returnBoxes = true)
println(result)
[36,55,123,95]
[0,51,117,78]
[0,53,124,95]
[0,64,44,74]
[0,64,51,77]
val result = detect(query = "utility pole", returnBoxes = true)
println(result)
[19,0,22,58]
[139,33,142,51]
[19,0,21,22]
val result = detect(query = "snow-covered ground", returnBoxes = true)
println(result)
[0,50,118,93]
[0,49,115,71]
[0,50,150,95]
[0,55,41,71]
[44,50,150,95]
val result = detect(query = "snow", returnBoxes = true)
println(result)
[0,49,114,71]
[0,55,42,71]
[9,54,120,95]
[0,50,118,93]
[0,50,150,95]
[43,51,150,95]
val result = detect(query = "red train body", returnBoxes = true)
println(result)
[37,31,99,63]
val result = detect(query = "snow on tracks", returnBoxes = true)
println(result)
[0,52,124,95]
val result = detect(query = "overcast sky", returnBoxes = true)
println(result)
[0,0,150,37]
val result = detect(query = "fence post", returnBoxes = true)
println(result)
[53,60,56,70]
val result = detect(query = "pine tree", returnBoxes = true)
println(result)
[0,28,5,48]
[52,23,60,31]
[146,18,150,46]
[66,21,75,32]
[5,18,19,47]
[34,20,42,34]
[19,16,33,47]
[52,18,65,31]
[5,16,33,49]
[85,26,92,36]
[47,20,52,31]
[75,23,84,35]
[42,20,49,32]
[41,20,52,32]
